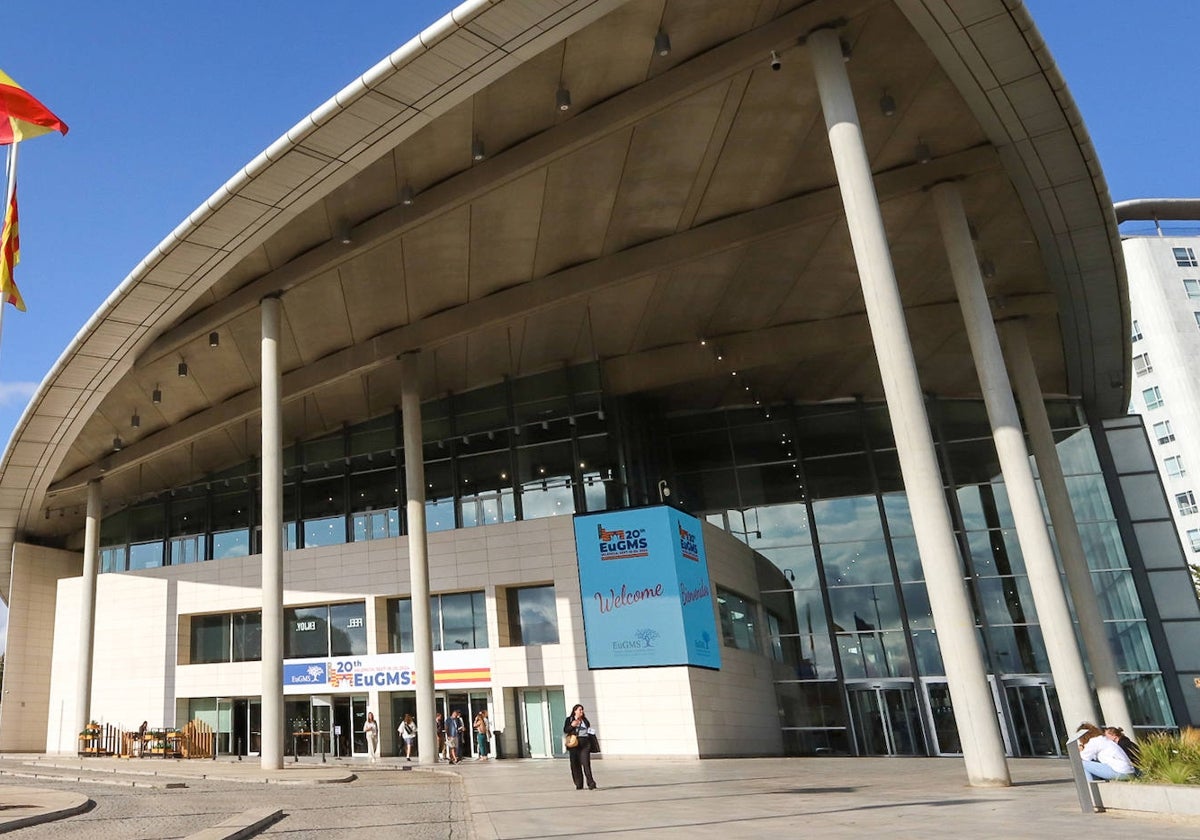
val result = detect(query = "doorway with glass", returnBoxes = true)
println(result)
[518,687,567,758]
[846,681,927,756]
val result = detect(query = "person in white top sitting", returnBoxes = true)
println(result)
[1076,723,1135,781]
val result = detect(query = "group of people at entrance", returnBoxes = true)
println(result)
[1076,722,1141,781]
[359,709,491,763]
[359,700,602,792]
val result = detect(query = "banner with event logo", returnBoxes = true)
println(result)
[574,506,721,670]
[282,649,490,695]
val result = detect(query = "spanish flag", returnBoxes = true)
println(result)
[0,185,24,311]
[0,69,68,145]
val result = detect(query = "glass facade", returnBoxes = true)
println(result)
[668,398,1175,754]
[98,366,615,565]
[104,363,1186,757]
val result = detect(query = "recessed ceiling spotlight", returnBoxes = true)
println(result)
[654,30,671,57]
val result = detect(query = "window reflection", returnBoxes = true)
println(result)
[506,585,559,646]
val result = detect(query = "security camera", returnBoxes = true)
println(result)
[770,50,781,71]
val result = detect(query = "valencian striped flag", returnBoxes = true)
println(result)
[0,68,69,311]
[0,185,22,310]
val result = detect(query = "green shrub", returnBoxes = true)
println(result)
[1136,731,1200,785]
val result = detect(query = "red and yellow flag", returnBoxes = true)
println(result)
[0,184,24,311]
[0,69,68,145]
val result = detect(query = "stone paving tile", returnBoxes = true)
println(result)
[0,754,1198,839]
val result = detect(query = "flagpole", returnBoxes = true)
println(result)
[0,142,15,355]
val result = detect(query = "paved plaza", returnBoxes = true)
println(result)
[0,754,1196,839]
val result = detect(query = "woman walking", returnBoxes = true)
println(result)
[398,714,417,761]
[563,703,597,790]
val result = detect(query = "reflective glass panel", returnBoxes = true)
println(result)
[1105,621,1159,673]
[717,588,760,652]
[329,602,367,656]
[191,615,230,664]
[232,611,261,662]
[988,624,1050,674]
[820,540,893,586]
[1090,571,1146,622]
[440,591,488,650]
[812,494,883,543]
[827,584,901,632]
[508,585,559,646]
[286,605,329,658]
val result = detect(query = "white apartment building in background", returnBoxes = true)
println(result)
[1118,200,1200,571]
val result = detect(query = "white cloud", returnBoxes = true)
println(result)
[0,382,38,407]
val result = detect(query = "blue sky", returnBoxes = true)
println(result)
[0,1,1195,651]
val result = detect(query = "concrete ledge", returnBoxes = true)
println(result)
[0,786,92,833]
[183,807,285,840]
[1092,781,1200,816]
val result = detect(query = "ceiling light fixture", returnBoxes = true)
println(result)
[152,385,162,405]
[915,140,932,164]
[131,411,140,430]
[654,30,671,56]
[400,183,414,206]
[556,87,571,112]
[879,91,896,117]
[209,331,220,348]
[337,220,353,245]
[980,258,996,279]
[178,361,189,378]
[472,136,485,161]
[112,436,124,452]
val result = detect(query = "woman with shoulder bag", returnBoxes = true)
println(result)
[563,703,598,790]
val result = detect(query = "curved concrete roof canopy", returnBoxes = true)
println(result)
[0,0,1128,601]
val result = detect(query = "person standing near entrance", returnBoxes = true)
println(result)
[446,710,463,764]
[363,712,379,763]
[563,704,597,790]
[435,712,446,761]
[399,714,417,761]
[473,709,491,760]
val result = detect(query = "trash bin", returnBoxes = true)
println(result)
[492,730,503,760]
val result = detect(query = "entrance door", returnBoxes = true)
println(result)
[519,688,567,758]
[847,683,926,756]
[1003,678,1064,757]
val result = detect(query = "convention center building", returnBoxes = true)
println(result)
[1,0,1198,786]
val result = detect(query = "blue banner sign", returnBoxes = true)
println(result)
[574,506,721,670]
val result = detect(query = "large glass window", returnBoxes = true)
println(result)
[286,605,332,658]
[1153,420,1175,444]
[506,585,559,646]
[1175,490,1198,516]
[329,602,368,656]
[387,592,488,652]
[1132,352,1153,376]
[190,614,231,664]
[232,611,262,662]
[1142,386,1164,410]
[350,468,400,541]
[717,587,760,653]
[302,477,346,547]
[211,486,251,559]
[1175,247,1198,267]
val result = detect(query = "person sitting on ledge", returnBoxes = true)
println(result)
[1076,722,1135,782]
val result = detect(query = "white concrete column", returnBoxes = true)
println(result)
[807,27,1009,786]
[75,479,102,739]
[1000,318,1135,734]
[260,294,284,770]
[931,181,1097,732]
[400,352,437,765]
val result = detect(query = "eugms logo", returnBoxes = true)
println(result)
[677,522,699,561]
[597,523,649,560]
